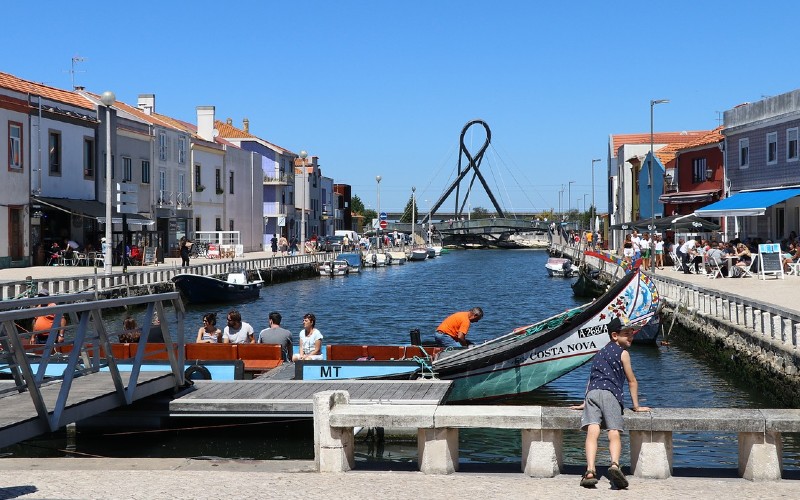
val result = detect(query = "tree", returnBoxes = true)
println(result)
[351,195,365,215]
[471,206,491,220]
[399,195,419,223]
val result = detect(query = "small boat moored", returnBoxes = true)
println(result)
[319,260,349,277]
[545,257,578,277]
[172,267,263,303]
[337,252,363,273]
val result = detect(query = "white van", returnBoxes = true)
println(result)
[335,230,358,242]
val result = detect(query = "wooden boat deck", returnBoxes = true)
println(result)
[0,371,176,448]
[169,379,452,416]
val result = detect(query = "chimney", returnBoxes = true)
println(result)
[137,94,155,115]
[243,118,250,133]
[196,106,216,142]
[226,117,232,125]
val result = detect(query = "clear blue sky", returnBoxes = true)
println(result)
[4,1,800,214]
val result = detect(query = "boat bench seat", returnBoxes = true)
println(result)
[237,344,283,372]
[318,391,800,481]
[327,345,441,361]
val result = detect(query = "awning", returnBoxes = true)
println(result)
[694,187,800,217]
[34,197,154,226]
[659,188,720,205]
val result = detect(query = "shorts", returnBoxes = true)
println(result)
[581,389,624,431]
[655,250,663,255]
[642,249,650,258]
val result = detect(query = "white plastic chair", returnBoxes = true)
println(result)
[707,257,723,279]
[670,251,683,272]
[740,257,757,278]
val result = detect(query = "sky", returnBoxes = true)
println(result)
[4,1,800,215]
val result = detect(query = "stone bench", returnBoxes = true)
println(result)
[313,390,800,481]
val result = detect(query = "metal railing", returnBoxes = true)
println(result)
[0,292,185,432]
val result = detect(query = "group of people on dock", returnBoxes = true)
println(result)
[194,309,322,362]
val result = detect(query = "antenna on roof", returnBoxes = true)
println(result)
[69,55,86,90]
[715,111,723,126]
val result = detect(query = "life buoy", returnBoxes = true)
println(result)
[184,364,212,380]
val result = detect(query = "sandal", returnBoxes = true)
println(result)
[607,462,629,489]
[580,469,598,488]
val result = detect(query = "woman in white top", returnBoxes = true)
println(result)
[654,235,665,269]
[293,313,324,361]
[640,233,651,270]
[196,312,222,343]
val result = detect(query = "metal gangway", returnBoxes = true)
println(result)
[0,292,185,448]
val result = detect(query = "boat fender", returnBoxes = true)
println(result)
[184,364,212,380]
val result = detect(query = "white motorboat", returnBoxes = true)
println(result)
[319,260,348,277]
[408,248,428,261]
[545,257,578,277]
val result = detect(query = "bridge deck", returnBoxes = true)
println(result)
[0,371,176,448]
[169,379,452,416]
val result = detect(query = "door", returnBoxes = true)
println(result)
[776,207,785,241]
[9,207,24,260]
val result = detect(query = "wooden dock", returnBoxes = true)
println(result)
[0,371,177,448]
[169,379,452,417]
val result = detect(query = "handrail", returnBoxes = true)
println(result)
[0,292,185,431]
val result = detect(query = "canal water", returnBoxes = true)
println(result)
[3,249,798,470]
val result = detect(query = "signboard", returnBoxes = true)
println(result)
[116,182,138,214]
[278,216,286,227]
[207,244,220,259]
[372,219,380,229]
[143,246,157,265]
[757,243,784,280]
[380,212,388,221]
[379,220,388,229]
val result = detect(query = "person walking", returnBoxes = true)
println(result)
[571,317,651,489]
[180,237,192,267]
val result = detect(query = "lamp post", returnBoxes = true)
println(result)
[376,175,382,248]
[558,185,564,218]
[591,158,601,231]
[411,186,416,246]
[650,99,669,272]
[299,150,308,254]
[100,91,115,276]
[568,180,575,221]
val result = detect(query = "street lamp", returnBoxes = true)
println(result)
[568,180,575,214]
[411,186,416,246]
[100,91,115,275]
[299,150,308,254]
[591,158,601,231]
[376,175,382,248]
[650,99,669,272]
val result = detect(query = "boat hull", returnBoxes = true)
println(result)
[172,274,262,303]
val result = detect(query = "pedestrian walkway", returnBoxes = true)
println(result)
[0,458,796,499]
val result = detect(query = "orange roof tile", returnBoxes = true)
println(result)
[215,119,292,154]
[611,131,710,158]
[676,126,724,150]
[0,71,94,110]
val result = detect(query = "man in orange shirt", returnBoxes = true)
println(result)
[31,289,66,344]
[434,307,484,348]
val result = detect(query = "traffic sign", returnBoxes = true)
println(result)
[379,220,388,229]
[380,212,388,221]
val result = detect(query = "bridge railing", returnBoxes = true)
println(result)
[0,292,185,432]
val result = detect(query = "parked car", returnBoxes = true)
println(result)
[320,235,345,252]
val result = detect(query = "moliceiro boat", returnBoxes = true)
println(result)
[296,269,659,403]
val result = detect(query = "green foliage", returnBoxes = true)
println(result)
[399,195,419,223]
[471,206,491,220]
[351,195,365,215]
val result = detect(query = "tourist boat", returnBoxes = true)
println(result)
[171,267,263,303]
[293,268,659,402]
[571,266,607,298]
[545,257,578,277]
[337,252,363,273]
[385,250,407,265]
[319,259,349,277]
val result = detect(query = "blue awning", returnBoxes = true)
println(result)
[694,187,800,217]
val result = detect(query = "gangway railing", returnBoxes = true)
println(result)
[0,292,185,434]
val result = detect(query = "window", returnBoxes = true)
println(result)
[123,157,132,182]
[739,138,749,168]
[159,170,167,202]
[767,132,778,165]
[48,131,61,174]
[178,136,186,164]
[229,219,234,231]
[83,138,95,178]
[692,158,707,183]
[229,171,234,194]
[178,173,185,195]
[141,160,150,184]
[8,121,23,170]
[194,164,202,189]
[215,168,221,191]
[788,128,798,162]
[158,131,167,161]
[215,217,222,231]
[195,217,201,231]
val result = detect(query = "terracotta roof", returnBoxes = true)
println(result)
[676,126,724,150]
[0,71,95,110]
[611,131,710,158]
[655,143,683,165]
[215,119,292,155]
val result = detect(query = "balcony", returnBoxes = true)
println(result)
[157,190,173,206]
[263,202,287,216]
[176,191,192,208]
[263,172,291,185]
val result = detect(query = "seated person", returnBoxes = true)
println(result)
[705,246,727,276]
[782,243,799,272]
[31,290,66,344]
[731,243,753,277]
[129,245,142,265]
[118,317,142,343]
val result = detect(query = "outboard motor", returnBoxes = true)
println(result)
[562,260,572,271]
[409,328,421,345]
